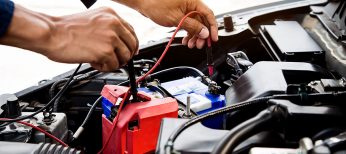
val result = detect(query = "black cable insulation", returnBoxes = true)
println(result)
[81,96,102,127]
[50,70,98,112]
[49,70,98,99]
[127,59,139,102]
[211,106,280,154]
[72,96,102,140]
[118,66,206,86]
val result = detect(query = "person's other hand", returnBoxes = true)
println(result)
[47,7,138,71]
[137,0,218,49]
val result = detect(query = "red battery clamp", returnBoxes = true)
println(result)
[101,85,178,154]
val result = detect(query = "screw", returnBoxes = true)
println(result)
[186,95,191,117]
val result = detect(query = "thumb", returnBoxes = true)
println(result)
[181,17,209,39]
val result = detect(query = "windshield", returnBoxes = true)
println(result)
[0,0,281,94]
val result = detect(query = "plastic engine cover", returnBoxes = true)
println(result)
[225,61,332,105]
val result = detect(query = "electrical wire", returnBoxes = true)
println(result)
[117,66,206,86]
[49,70,98,99]
[49,78,69,99]
[0,63,82,123]
[0,118,68,147]
[146,66,206,82]
[98,11,212,154]
[72,96,102,140]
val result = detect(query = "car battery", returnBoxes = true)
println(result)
[100,85,178,154]
[160,77,225,129]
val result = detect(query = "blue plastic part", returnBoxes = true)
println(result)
[197,93,225,129]
[101,97,113,118]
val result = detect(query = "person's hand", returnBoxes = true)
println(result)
[49,7,138,71]
[0,5,138,72]
[136,0,218,49]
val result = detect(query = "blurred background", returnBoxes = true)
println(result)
[0,0,278,94]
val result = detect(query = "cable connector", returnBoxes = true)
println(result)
[206,38,214,77]
[72,126,84,139]
[127,59,139,102]
[203,76,220,95]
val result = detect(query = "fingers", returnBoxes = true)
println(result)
[91,51,119,72]
[180,0,218,49]
[114,38,132,67]
[182,30,207,49]
[114,19,138,58]
[118,18,139,56]
[196,2,218,42]
[187,35,205,49]
[92,15,136,71]
[180,3,218,49]
[182,33,193,45]
[181,17,208,39]
[181,17,211,49]
[196,38,205,49]
[188,35,198,48]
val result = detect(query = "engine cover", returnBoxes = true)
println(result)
[225,61,332,105]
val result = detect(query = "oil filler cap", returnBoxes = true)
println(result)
[223,14,234,32]
[6,94,21,118]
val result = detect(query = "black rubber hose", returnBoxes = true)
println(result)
[49,78,69,99]
[211,106,285,154]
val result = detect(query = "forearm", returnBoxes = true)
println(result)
[0,4,56,55]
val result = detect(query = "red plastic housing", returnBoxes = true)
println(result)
[101,85,178,154]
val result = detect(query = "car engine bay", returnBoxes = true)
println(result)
[2,0,346,154]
